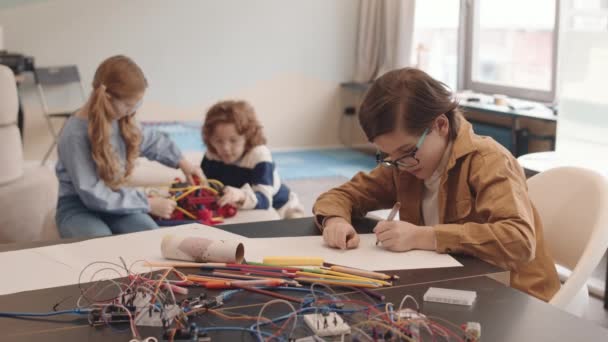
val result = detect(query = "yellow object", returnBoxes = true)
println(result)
[263,256,324,266]
[294,277,380,288]
[330,265,392,280]
[295,271,387,286]
[208,179,224,188]
[167,182,222,219]
[174,186,202,201]
[318,269,392,286]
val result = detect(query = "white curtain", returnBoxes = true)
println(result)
[353,0,417,83]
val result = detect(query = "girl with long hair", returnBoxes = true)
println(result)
[55,55,203,238]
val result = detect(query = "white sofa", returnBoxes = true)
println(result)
[0,66,59,243]
[0,67,278,244]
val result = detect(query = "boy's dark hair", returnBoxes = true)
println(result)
[358,67,461,141]
[202,100,266,155]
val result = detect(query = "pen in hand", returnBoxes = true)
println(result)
[376,202,401,246]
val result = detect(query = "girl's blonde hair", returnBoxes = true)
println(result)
[88,55,147,189]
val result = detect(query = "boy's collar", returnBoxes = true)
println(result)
[445,119,477,171]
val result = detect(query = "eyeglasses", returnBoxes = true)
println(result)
[376,128,429,169]
[114,98,143,117]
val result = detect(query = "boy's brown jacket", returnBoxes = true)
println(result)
[313,119,560,301]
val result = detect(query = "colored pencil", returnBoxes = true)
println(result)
[377,202,401,245]
[294,277,381,289]
[295,271,386,286]
[301,267,392,286]
[329,265,392,280]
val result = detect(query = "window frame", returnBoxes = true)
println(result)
[459,0,561,103]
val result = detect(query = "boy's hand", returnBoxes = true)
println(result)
[323,217,360,250]
[178,158,207,185]
[149,197,177,219]
[373,221,436,252]
[218,186,246,207]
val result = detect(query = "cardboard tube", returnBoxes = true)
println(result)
[161,234,244,263]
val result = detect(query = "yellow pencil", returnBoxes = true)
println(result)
[294,277,380,288]
[329,265,392,280]
[263,256,324,266]
[295,271,387,286]
[318,269,392,286]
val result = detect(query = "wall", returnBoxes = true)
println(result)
[0,0,359,160]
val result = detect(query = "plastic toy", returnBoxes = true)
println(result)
[150,177,237,226]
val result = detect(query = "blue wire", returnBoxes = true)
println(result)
[0,308,92,317]
[249,307,316,330]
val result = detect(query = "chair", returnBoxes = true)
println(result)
[527,167,608,316]
[34,65,86,165]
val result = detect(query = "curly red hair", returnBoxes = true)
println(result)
[202,100,266,155]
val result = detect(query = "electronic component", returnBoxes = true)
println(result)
[464,321,481,341]
[88,305,134,326]
[397,308,425,320]
[186,294,223,311]
[134,304,182,327]
[303,312,350,337]
[163,323,208,342]
[423,287,476,306]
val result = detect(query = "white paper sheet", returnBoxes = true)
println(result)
[1,227,461,296]
[38,224,247,272]
[0,224,248,295]
[0,249,77,295]
[243,234,462,271]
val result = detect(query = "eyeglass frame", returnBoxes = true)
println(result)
[376,128,429,169]
[114,98,143,116]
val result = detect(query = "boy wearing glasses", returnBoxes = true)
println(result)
[313,68,560,301]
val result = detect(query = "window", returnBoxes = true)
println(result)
[465,0,559,102]
[411,0,461,91]
[409,1,560,102]
[567,0,608,31]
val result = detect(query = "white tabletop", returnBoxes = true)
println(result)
[518,151,608,175]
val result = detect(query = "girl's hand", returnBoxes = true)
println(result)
[178,158,207,185]
[149,197,177,219]
[373,221,436,252]
[218,186,246,207]
[322,217,360,250]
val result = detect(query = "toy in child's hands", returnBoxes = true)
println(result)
[150,176,237,225]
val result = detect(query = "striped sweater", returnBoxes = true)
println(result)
[201,145,290,210]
